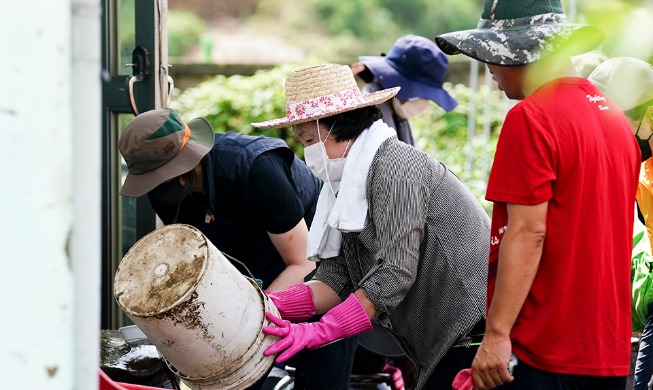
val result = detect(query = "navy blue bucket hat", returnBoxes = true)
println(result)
[359,34,458,112]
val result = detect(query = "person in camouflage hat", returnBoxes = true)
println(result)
[436,1,641,390]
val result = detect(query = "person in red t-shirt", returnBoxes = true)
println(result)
[437,1,641,389]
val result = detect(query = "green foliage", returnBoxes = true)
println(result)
[250,0,480,63]
[118,0,135,75]
[311,0,401,42]
[246,0,653,65]
[411,83,508,212]
[168,10,207,57]
[377,0,480,36]
[172,64,507,211]
[172,62,306,155]
[579,2,653,62]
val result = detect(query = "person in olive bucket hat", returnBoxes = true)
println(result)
[436,1,641,390]
[119,107,358,390]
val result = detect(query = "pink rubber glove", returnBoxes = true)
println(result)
[382,361,405,390]
[265,284,317,322]
[452,368,475,390]
[263,294,372,363]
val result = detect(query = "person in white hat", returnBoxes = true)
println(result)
[588,57,653,162]
[118,107,357,389]
[436,0,640,389]
[251,63,490,390]
[588,57,653,390]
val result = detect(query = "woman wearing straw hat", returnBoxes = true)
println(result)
[251,63,490,389]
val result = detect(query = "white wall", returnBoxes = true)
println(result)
[0,0,101,388]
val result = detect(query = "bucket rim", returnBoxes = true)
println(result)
[114,224,210,317]
[163,282,280,389]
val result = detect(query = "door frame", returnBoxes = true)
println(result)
[100,0,167,329]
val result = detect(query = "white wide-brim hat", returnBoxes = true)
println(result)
[251,63,400,129]
[588,57,653,112]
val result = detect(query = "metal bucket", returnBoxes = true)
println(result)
[113,224,279,390]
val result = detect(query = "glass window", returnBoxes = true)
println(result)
[117,0,135,76]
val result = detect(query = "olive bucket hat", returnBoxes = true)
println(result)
[119,108,215,197]
[435,0,605,66]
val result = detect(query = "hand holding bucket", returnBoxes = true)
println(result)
[263,293,372,362]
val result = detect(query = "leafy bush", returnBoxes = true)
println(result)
[249,0,479,63]
[168,10,207,58]
[412,83,510,212]
[173,63,306,154]
[172,64,508,211]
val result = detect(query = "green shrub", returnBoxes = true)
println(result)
[412,82,509,213]
[173,63,311,156]
[168,10,207,58]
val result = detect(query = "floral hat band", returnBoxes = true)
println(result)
[252,64,400,129]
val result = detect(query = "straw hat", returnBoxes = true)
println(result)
[435,0,604,66]
[251,64,400,129]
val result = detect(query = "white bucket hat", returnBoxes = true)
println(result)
[251,64,399,129]
[588,57,653,112]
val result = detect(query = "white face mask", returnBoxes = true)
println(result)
[304,120,351,184]
[392,98,430,119]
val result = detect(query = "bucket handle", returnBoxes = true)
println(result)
[219,250,264,289]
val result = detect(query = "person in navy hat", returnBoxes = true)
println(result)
[351,35,461,387]
[351,34,458,145]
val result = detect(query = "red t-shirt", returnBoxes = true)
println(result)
[486,78,640,376]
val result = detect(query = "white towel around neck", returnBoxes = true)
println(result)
[307,120,396,260]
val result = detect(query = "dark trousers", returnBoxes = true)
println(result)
[634,301,653,390]
[496,361,627,390]
[248,336,358,390]
[291,336,358,389]
[424,318,486,389]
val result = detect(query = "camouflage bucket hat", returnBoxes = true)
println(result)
[435,0,605,66]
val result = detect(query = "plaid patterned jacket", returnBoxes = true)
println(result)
[313,137,490,389]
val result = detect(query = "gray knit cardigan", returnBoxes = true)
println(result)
[313,137,490,389]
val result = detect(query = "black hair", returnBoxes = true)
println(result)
[357,66,376,84]
[319,106,382,142]
[179,155,207,189]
